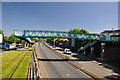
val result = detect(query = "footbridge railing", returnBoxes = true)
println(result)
[14,30,113,41]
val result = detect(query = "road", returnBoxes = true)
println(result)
[37,43,94,79]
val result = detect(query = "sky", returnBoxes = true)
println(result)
[2,2,118,36]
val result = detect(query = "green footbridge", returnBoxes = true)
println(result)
[14,30,114,42]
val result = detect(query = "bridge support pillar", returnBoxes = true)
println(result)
[53,38,56,48]
[91,47,94,55]
[25,42,29,48]
[21,40,25,48]
[71,39,75,51]
[101,43,105,62]
[21,40,29,48]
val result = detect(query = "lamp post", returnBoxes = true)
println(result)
[101,43,105,63]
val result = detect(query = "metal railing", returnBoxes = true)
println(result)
[78,41,98,52]
[14,30,112,41]
[27,45,41,80]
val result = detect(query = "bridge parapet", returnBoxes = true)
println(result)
[14,30,113,41]
[14,30,24,36]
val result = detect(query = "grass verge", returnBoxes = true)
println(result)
[81,68,103,80]
[2,47,32,79]
[11,51,31,78]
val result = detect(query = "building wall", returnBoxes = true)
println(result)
[118,1,120,29]
[102,33,119,40]
[104,47,120,62]
[0,34,2,44]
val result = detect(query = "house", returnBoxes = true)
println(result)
[100,29,120,40]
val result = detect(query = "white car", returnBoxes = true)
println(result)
[64,49,72,54]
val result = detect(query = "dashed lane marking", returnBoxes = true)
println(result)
[66,73,69,76]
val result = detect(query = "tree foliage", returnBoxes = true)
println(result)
[0,29,3,34]
[114,37,120,47]
[30,37,40,42]
[3,34,21,44]
[68,28,90,52]
[68,28,89,34]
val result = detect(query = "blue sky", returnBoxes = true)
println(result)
[2,2,118,36]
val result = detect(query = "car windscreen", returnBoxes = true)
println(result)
[66,50,70,52]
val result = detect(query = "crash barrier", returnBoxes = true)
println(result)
[27,44,41,80]
[44,43,82,70]
[34,44,48,79]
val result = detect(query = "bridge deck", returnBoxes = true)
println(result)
[14,30,113,41]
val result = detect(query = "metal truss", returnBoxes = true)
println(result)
[14,30,113,41]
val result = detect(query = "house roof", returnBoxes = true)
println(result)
[100,30,120,34]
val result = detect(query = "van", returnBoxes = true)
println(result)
[64,48,72,54]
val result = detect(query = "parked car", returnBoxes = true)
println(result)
[49,44,52,46]
[64,48,72,54]
[2,43,10,49]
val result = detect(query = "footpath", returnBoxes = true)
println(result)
[45,43,120,80]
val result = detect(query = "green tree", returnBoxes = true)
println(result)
[114,37,120,47]
[8,34,16,43]
[30,37,39,42]
[2,34,9,44]
[0,29,3,34]
[68,28,90,51]
[4,34,21,44]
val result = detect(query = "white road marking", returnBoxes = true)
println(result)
[76,68,92,78]
[66,73,69,76]
[77,69,81,71]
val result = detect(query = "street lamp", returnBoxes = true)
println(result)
[101,43,105,63]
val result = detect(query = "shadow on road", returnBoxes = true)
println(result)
[37,58,92,62]
[55,49,64,51]
[105,74,120,80]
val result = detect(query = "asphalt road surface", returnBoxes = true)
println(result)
[37,43,94,80]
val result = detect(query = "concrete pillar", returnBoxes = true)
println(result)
[53,38,56,48]
[25,42,29,48]
[27,43,29,48]
[71,39,75,51]
[21,40,29,48]
[21,40,25,48]
[25,42,27,48]
[101,43,105,62]
[91,47,94,55]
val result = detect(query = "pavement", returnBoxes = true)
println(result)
[37,42,94,79]
[45,43,120,80]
